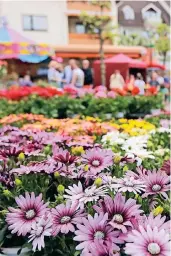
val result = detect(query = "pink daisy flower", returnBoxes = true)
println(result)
[51,200,86,236]
[143,213,171,233]
[160,159,170,176]
[84,241,120,256]
[64,182,108,209]
[125,225,170,256]
[81,148,114,174]
[6,193,48,236]
[141,170,170,199]
[28,213,52,251]
[74,213,121,254]
[131,213,171,234]
[93,193,143,233]
[111,176,146,194]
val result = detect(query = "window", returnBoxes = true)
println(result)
[122,5,135,20]
[23,15,48,31]
[75,22,86,34]
[142,4,161,22]
[143,8,160,19]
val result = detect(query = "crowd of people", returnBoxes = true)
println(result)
[109,69,170,100]
[4,58,170,102]
[47,59,93,88]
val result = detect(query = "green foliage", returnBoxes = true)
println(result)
[155,23,170,64]
[124,95,163,118]
[80,0,116,86]
[0,95,163,120]
[119,33,149,47]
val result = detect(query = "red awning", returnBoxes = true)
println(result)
[94,54,147,68]
[147,62,165,70]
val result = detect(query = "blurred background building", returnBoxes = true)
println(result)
[0,0,170,69]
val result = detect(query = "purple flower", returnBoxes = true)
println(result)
[74,213,121,254]
[10,159,58,175]
[0,162,14,187]
[111,176,146,194]
[6,193,48,236]
[125,225,170,256]
[81,148,114,174]
[51,200,85,236]
[53,147,78,174]
[93,193,143,233]
[141,170,170,199]
[28,213,52,251]
[160,159,170,176]
[0,145,23,159]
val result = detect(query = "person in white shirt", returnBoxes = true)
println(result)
[110,70,125,90]
[134,73,145,95]
[70,59,84,88]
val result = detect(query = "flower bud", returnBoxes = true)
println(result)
[71,146,85,156]
[15,178,22,186]
[54,171,60,179]
[57,184,65,194]
[152,206,163,216]
[3,190,12,198]
[0,210,8,216]
[123,165,129,172]
[94,177,102,187]
[135,194,139,200]
[84,165,89,172]
[44,145,51,155]
[18,152,25,161]
[113,154,121,164]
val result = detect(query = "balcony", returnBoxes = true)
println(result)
[66,0,112,17]
[69,33,112,45]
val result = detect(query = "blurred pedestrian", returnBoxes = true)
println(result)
[149,71,160,88]
[47,60,58,85]
[134,73,145,95]
[110,70,125,90]
[63,59,74,85]
[19,74,33,87]
[82,59,93,86]
[127,74,135,87]
[70,59,84,88]
[56,63,66,88]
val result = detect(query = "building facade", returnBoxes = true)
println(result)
[117,0,170,35]
[0,0,169,61]
[0,0,68,45]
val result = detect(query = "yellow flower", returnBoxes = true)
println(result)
[118,118,128,123]
[71,146,85,155]
[152,206,163,216]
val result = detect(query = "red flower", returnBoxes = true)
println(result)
[131,86,140,95]
[146,86,157,95]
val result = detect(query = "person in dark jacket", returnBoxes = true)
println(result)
[82,59,93,86]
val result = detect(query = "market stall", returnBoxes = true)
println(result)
[0,25,53,78]
[93,53,147,88]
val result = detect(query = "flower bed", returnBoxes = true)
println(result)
[0,85,158,101]
[0,113,170,255]
[0,93,163,119]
